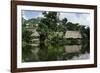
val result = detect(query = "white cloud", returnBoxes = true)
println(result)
[36,13,44,18]
[22,15,28,20]
[59,12,90,26]
[22,10,90,27]
[22,11,28,20]
[22,10,44,20]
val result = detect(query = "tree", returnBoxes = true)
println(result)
[37,12,69,44]
[37,12,58,43]
[22,19,33,62]
[65,22,80,31]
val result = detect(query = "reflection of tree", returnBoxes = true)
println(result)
[37,43,65,61]
[62,52,80,60]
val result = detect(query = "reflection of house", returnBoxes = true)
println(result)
[64,45,81,53]
[64,31,82,38]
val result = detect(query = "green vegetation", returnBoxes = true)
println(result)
[22,11,90,62]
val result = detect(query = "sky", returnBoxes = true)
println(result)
[22,10,90,26]
[22,10,43,20]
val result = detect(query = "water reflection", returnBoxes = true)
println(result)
[64,45,81,53]
[22,40,90,62]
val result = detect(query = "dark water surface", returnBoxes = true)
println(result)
[22,39,90,62]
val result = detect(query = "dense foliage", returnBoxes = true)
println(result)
[22,11,90,62]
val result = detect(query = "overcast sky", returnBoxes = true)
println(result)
[22,10,90,26]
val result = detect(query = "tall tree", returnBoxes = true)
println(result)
[37,12,69,43]
[37,12,58,43]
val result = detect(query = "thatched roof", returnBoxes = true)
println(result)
[31,29,39,36]
[64,31,82,38]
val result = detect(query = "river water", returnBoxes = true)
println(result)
[22,41,90,62]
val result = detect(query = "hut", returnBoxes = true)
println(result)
[64,31,82,38]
